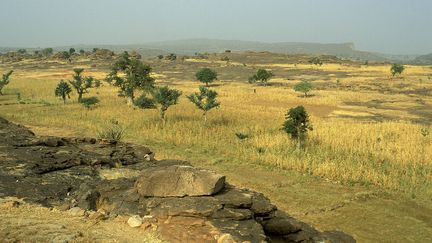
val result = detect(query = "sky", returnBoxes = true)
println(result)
[0,0,431,54]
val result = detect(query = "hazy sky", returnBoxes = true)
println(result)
[1,0,431,54]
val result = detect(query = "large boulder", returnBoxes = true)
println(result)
[134,165,225,197]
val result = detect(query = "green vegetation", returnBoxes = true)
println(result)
[282,106,313,150]
[106,52,155,105]
[195,68,218,87]
[248,69,274,86]
[151,86,182,120]
[294,80,313,97]
[41,48,53,57]
[187,86,220,122]
[0,70,13,95]
[97,119,126,142]
[80,96,99,109]
[391,63,405,77]
[135,86,182,121]
[54,80,72,104]
[309,57,323,66]
[68,68,94,102]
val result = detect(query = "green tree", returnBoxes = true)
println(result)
[41,48,53,56]
[0,70,13,95]
[54,80,72,104]
[135,86,182,121]
[152,86,182,120]
[195,68,218,87]
[308,57,323,66]
[80,96,99,109]
[282,105,313,150]
[68,68,94,102]
[17,49,27,54]
[165,53,177,61]
[187,86,220,122]
[69,48,76,55]
[294,80,313,97]
[106,51,155,105]
[249,69,274,86]
[390,64,404,77]
[79,49,85,55]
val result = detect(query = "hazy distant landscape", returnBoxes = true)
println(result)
[1,38,428,63]
[0,0,431,243]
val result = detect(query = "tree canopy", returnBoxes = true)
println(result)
[195,68,218,87]
[106,51,155,105]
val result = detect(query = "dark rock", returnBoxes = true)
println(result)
[210,219,267,242]
[135,165,225,197]
[145,197,222,217]
[212,208,253,220]
[214,186,253,208]
[262,215,302,235]
[250,192,277,216]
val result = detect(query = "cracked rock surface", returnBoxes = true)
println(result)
[0,117,355,243]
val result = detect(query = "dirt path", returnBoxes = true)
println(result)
[0,198,163,243]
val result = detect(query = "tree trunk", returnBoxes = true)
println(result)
[160,109,166,120]
[127,97,134,106]
[62,94,66,104]
[203,111,207,123]
[78,92,83,102]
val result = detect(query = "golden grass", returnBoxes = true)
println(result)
[1,62,431,199]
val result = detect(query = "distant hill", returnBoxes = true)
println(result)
[413,53,432,64]
[0,39,423,63]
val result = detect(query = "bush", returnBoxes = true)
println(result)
[282,105,313,150]
[294,80,313,97]
[80,96,99,109]
[390,64,404,77]
[97,119,126,142]
[195,68,218,87]
[249,69,273,86]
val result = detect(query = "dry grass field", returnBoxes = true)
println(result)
[1,53,431,242]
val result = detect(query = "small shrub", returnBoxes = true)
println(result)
[282,105,313,150]
[235,132,249,141]
[390,64,404,77]
[294,80,313,97]
[0,70,13,95]
[54,80,72,104]
[97,119,126,142]
[249,69,273,86]
[187,86,220,122]
[80,96,99,109]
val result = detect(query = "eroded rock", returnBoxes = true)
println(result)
[135,165,226,197]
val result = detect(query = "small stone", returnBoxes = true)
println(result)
[54,203,70,211]
[88,211,106,221]
[68,207,85,217]
[218,234,236,243]
[151,223,158,231]
[141,222,151,230]
[0,200,20,209]
[127,215,143,228]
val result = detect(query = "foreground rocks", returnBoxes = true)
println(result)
[0,117,355,243]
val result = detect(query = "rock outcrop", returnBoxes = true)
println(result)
[0,117,355,243]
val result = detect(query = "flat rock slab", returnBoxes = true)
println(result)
[135,165,226,197]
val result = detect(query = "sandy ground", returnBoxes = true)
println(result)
[0,198,163,243]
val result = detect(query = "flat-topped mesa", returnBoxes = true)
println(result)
[0,117,355,243]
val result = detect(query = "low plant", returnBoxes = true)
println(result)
[97,119,127,142]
